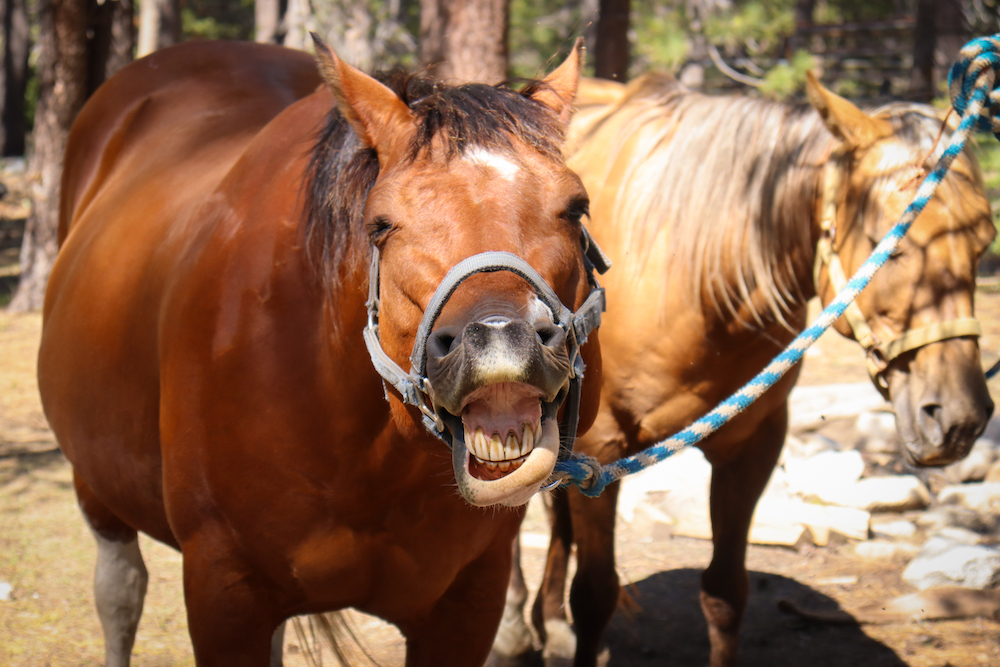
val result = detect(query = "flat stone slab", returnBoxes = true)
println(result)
[902,536,1000,590]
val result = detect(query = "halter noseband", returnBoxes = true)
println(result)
[363,227,610,445]
[814,160,982,398]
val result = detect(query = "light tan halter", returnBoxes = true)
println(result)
[813,161,982,398]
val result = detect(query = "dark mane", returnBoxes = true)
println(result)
[303,69,566,301]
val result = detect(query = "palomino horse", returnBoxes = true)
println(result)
[493,73,995,666]
[39,38,606,666]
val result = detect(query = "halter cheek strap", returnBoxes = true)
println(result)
[814,162,982,398]
[363,227,610,444]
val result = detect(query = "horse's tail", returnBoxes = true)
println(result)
[290,613,380,667]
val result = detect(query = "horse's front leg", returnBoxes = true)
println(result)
[700,405,787,667]
[528,485,577,661]
[402,531,517,667]
[565,481,620,667]
[488,535,537,665]
[182,531,285,667]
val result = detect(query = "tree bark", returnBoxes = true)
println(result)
[282,0,310,51]
[420,0,510,83]
[9,0,89,312]
[138,0,179,57]
[1,0,30,156]
[86,0,135,95]
[157,0,180,49]
[255,0,285,44]
[910,0,966,102]
[932,0,967,94]
[594,0,629,81]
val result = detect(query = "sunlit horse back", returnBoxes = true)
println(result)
[39,39,603,666]
[493,73,995,666]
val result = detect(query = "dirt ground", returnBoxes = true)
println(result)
[2,290,1000,666]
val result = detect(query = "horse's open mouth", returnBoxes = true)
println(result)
[451,382,561,506]
[462,383,543,481]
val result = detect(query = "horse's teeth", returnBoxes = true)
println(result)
[490,434,503,461]
[475,428,488,460]
[522,423,534,455]
[485,461,498,470]
[506,433,519,459]
[498,461,511,472]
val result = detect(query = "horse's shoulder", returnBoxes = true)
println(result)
[62,42,322,242]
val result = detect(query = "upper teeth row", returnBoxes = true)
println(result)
[465,423,539,462]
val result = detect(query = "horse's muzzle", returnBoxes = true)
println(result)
[423,314,574,506]
[887,339,994,466]
[426,317,571,415]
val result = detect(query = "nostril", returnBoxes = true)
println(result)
[918,403,945,444]
[427,329,459,359]
[534,324,562,348]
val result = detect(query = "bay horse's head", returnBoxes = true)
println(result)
[311,38,604,506]
[808,74,995,466]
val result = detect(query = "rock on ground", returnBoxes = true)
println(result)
[902,535,1000,590]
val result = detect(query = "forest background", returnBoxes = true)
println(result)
[1,0,1000,310]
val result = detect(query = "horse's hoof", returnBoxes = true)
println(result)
[540,619,576,664]
[485,647,543,667]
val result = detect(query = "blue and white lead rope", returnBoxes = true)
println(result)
[552,35,1000,498]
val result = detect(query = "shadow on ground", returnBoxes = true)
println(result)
[604,568,906,667]
[0,448,67,489]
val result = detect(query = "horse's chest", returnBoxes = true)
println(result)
[280,484,519,619]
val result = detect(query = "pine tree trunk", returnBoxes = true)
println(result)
[255,0,284,44]
[86,0,135,95]
[282,0,310,50]
[910,0,966,102]
[933,0,967,94]
[106,0,136,79]
[1,0,30,156]
[157,0,180,49]
[8,0,89,312]
[420,0,510,83]
[138,0,179,57]
[594,0,629,81]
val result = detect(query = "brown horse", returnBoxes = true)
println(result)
[39,38,605,666]
[493,74,995,666]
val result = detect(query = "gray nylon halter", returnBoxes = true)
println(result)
[363,227,610,445]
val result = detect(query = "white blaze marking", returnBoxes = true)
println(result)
[466,146,521,180]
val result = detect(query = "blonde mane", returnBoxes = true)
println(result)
[569,75,978,329]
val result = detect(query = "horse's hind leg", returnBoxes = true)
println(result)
[700,408,786,667]
[75,472,149,667]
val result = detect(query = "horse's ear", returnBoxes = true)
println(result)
[806,71,891,149]
[311,33,415,162]
[530,38,584,126]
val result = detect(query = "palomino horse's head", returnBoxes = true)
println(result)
[808,74,995,466]
[312,39,602,506]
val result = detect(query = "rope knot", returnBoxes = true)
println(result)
[552,453,608,496]
[949,35,1000,140]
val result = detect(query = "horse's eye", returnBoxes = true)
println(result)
[562,198,590,225]
[367,216,396,242]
